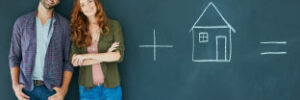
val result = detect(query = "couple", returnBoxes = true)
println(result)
[8,0,125,100]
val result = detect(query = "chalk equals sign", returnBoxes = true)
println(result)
[259,41,287,55]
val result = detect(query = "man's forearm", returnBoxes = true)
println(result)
[10,67,20,88]
[61,71,72,90]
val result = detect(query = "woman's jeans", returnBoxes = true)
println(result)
[79,84,122,100]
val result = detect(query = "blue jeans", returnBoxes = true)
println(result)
[22,85,56,100]
[79,85,122,100]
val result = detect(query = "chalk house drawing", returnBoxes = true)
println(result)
[190,2,236,62]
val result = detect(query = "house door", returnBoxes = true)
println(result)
[216,36,227,60]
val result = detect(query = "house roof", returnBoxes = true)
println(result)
[190,2,236,33]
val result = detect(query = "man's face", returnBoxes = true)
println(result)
[40,0,60,9]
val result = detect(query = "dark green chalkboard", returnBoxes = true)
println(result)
[1,0,300,100]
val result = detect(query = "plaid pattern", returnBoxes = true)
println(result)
[9,11,73,91]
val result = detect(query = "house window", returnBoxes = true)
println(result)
[199,32,208,43]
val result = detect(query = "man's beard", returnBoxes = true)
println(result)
[40,0,56,10]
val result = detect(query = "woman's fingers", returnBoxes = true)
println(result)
[108,42,120,52]
[111,42,119,47]
[71,55,88,66]
[108,47,118,52]
[112,44,119,48]
[79,57,84,66]
[112,47,117,51]
[74,56,80,66]
[72,55,77,65]
[114,42,120,46]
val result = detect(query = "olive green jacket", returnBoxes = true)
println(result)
[71,19,125,88]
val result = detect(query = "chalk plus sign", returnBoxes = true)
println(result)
[139,29,173,61]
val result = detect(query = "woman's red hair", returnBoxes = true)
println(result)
[70,0,109,48]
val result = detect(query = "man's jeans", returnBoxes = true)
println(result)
[22,85,56,100]
[79,85,122,100]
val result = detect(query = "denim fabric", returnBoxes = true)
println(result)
[22,85,56,100]
[79,85,122,100]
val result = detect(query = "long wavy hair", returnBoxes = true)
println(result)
[70,0,109,48]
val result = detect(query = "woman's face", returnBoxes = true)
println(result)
[80,0,97,17]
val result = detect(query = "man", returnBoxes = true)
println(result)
[9,0,73,100]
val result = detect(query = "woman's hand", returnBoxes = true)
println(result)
[72,54,87,67]
[107,42,119,52]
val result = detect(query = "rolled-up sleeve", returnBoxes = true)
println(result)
[113,20,125,63]
[63,25,74,72]
[9,17,23,68]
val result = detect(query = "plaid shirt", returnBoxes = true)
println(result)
[8,11,73,91]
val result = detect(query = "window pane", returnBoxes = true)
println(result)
[199,32,208,43]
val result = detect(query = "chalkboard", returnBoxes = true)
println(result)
[1,0,300,100]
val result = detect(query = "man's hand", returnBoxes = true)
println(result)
[48,87,67,100]
[13,84,29,100]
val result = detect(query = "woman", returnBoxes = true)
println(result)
[70,0,125,99]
